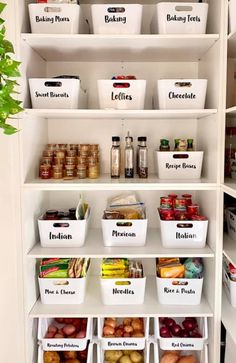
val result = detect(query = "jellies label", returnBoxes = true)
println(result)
[166,14,201,23]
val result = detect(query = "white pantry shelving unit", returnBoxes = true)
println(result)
[7,0,235,362]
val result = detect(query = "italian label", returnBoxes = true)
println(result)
[111,92,132,101]
[166,14,201,23]
[49,232,73,240]
[168,92,196,100]
[163,287,196,295]
[112,288,135,295]
[105,15,127,24]
[35,16,70,24]
[107,341,138,348]
[44,288,76,295]
[176,232,197,240]
[35,91,69,98]
[112,230,136,238]
[165,162,197,170]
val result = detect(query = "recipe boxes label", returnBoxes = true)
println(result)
[101,219,148,247]
[155,151,204,179]
[91,5,143,34]
[98,80,146,110]
[156,277,204,305]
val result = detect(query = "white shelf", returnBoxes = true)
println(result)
[223,233,236,266]
[222,289,236,345]
[27,228,214,258]
[21,34,219,62]
[24,175,218,191]
[29,276,213,318]
[222,180,236,198]
[24,108,217,120]
[226,106,236,116]
[228,32,236,58]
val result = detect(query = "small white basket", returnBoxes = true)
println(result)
[156,79,207,110]
[38,211,90,248]
[155,151,204,180]
[29,78,87,109]
[100,274,146,305]
[223,265,236,308]
[97,342,150,363]
[153,342,208,363]
[226,207,236,241]
[156,276,204,305]
[154,317,208,351]
[229,1,236,34]
[38,275,88,305]
[91,4,143,34]
[38,343,93,363]
[97,80,146,110]
[101,219,148,247]
[98,317,149,350]
[28,4,87,34]
[158,210,208,249]
[38,317,92,351]
[152,2,208,34]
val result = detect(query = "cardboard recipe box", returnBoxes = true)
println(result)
[155,151,204,180]
[97,343,150,363]
[152,2,209,34]
[154,317,208,351]
[226,207,236,241]
[158,210,208,249]
[29,78,87,109]
[223,265,236,308]
[38,317,92,351]
[97,80,146,110]
[153,342,209,363]
[38,211,90,248]
[98,317,149,350]
[28,4,87,34]
[101,218,148,247]
[91,4,143,34]
[156,79,207,110]
[37,344,93,363]
[156,276,204,305]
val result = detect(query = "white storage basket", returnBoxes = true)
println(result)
[101,219,148,247]
[100,275,146,305]
[91,4,143,34]
[152,2,208,34]
[155,151,204,180]
[154,317,208,351]
[29,78,87,109]
[38,211,90,248]
[38,343,93,363]
[156,276,204,305]
[226,207,236,241]
[156,79,207,110]
[97,342,150,363]
[97,80,146,110]
[153,342,208,363]
[158,210,208,249]
[38,275,88,305]
[38,317,92,351]
[98,317,149,350]
[28,4,87,34]
[229,1,236,34]
[223,265,236,308]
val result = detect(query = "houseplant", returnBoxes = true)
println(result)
[0,2,23,135]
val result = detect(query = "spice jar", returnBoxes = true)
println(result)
[88,157,100,179]
[90,144,99,151]
[47,144,56,151]
[44,210,59,220]
[43,149,54,157]
[39,164,51,179]
[66,156,76,165]
[67,150,77,157]
[55,150,65,158]
[52,165,63,179]
[54,157,65,165]
[77,156,87,165]
[41,157,52,165]
[64,164,75,178]
[77,164,87,179]
[79,144,90,152]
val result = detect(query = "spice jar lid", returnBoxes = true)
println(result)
[138,136,147,142]
[46,210,58,216]
[112,136,120,142]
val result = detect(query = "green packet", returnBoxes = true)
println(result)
[39,263,69,278]
[40,258,70,267]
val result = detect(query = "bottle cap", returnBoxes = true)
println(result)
[138,136,147,142]
[160,139,169,146]
[112,136,120,142]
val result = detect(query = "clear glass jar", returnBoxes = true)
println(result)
[64,164,75,178]
[66,156,76,165]
[55,150,65,158]
[52,165,63,179]
[54,157,65,165]
[39,165,51,179]
[77,164,87,179]
[77,156,87,165]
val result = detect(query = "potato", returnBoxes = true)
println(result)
[63,324,76,336]
[160,352,179,363]
[122,351,133,356]
[120,356,132,363]
[54,333,64,338]
[76,330,86,338]
[104,350,123,362]
[115,329,123,337]
[63,352,77,359]
[48,325,58,334]
[130,351,143,363]
[44,351,60,363]
[45,332,56,339]
[131,320,143,332]
[177,355,197,363]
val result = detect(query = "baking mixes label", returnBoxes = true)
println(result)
[166,14,201,23]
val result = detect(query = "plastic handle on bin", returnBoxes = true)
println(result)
[44,6,61,13]
[175,5,193,12]
[116,222,133,227]
[173,154,189,159]
[113,82,130,88]
[172,281,188,286]
[175,81,192,87]
[115,281,131,285]
[176,223,193,228]
[107,7,125,13]
[44,81,62,87]
[53,280,69,286]
[53,223,70,228]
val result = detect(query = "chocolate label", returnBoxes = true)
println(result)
[112,230,136,237]
[168,92,196,99]
[111,92,132,101]
[35,16,70,23]
[105,15,126,24]
[167,14,201,23]
[165,163,197,170]
[35,91,69,98]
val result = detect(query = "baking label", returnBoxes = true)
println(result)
[44,288,76,295]
[112,288,134,295]
[46,342,81,349]
[166,14,201,23]
[171,342,195,348]
[163,287,196,295]
[49,232,73,240]
[111,92,132,101]
[107,341,138,348]
[35,16,70,23]
[165,163,197,170]
[176,232,197,239]
[112,230,136,237]
[105,15,126,24]
[168,92,196,99]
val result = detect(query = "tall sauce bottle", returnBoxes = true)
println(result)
[137,136,148,178]
[110,136,121,178]
[124,132,134,178]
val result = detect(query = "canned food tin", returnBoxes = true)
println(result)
[160,196,173,209]
[160,209,175,220]
[191,215,207,221]
[174,198,187,210]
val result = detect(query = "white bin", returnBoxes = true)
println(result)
[153,342,208,363]
[101,219,148,247]
[229,1,236,34]
[98,317,149,350]
[29,78,87,109]
[156,79,207,110]
[223,265,236,308]
[38,211,90,248]
[100,275,146,305]
[154,317,208,351]
[91,4,143,34]
[226,207,236,241]
[156,276,204,305]
[38,275,88,305]
[97,343,150,363]
[155,151,204,180]
[98,80,146,110]
[152,2,208,34]
[158,210,208,249]
[28,4,86,34]
[38,317,92,351]
[38,344,93,363]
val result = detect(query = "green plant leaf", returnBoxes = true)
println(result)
[0,3,6,14]
[2,39,14,53]
[0,122,18,135]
